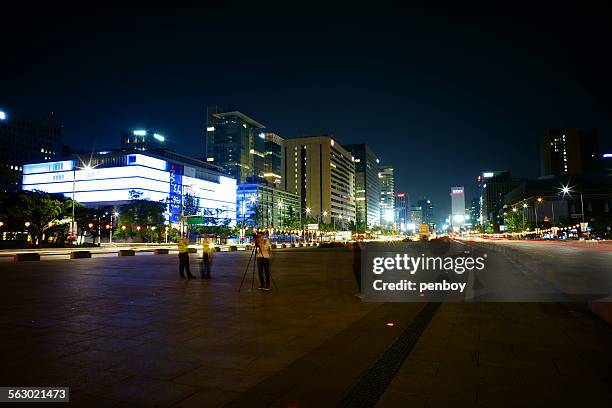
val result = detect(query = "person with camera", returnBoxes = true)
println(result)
[255,233,272,290]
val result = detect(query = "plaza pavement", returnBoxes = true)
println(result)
[0,245,611,407]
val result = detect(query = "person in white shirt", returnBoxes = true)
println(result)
[255,233,272,290]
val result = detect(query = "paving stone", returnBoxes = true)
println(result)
[2,250,612,406]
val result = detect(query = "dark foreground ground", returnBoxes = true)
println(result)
[0,243,611,407]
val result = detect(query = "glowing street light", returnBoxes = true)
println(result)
[453,214,465,224]
[560,185,572,196]
[71,159,97,237]
[136,226,141,231]
[559,184,585,223]
[88,223,93,228]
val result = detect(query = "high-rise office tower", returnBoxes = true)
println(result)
[379,165,395,227]
[479,171,522,225]
[284,135,355,226]
[450,187,466,227]
[410,205,423,226]
[263,133,285,188]
[539,128,599,177]
[122,129,167,151]
[344,144,381,228]
[470,197,481,226]
[205,106,266,183]
[416,199,434,227]
[0,109,63,192]
[394,192,411,231]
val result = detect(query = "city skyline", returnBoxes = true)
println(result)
[1,5,612,406]
[2,4,612,218]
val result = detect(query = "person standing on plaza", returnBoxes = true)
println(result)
[200,236,214,279]
[255,233,272,290]
[178,235,195,279]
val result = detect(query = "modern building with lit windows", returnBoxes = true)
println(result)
[479,171,523,225]
[379,165,395,227]
[263,133,285,188]
[205,106,266,184]
[21,150,236,225]
[416,199,434,228]
[394,192,411,231]
[284,135,356,227]
[410,205,423,226]
[470,197,481,226]
[0,108,63,192]
[539,128,599,177]
[450,186,465,227]
[122,129,167,151]
[237,183,300,229]
[344,144,381,228]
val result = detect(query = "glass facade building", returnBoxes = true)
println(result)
[237,183,300,229]
[345,144,381,228]
[416,199,434,228]
[263,133,284,188]
[394,192,411,231]
[379,165,395,227]
[0,109,62,192]
[205,106,266,184]
[410,205,423,226]
[122,129,167,151]
[479,171,522,225]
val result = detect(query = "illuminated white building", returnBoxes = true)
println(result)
[379,165,395,227]
[21,151,236,225]
[450,186,465,227]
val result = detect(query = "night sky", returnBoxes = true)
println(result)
[2,3,612,220]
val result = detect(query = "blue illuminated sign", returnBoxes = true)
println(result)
[168,163,183,223]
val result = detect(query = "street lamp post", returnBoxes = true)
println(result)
[535,197,542,231]
[110,212,115,244]
[561,184,586,235]
[71,166,76,238]
[70,160,95,241]
[322,211,328,242]
[551,200,555,226]
[305,207,311,242]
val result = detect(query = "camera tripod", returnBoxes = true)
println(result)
[238,244,278,292]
